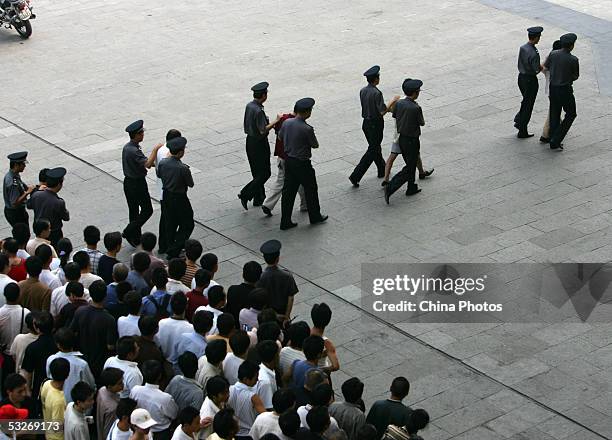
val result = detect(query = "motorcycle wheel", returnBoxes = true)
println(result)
[14,20,32,39]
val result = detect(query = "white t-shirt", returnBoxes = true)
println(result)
[50,285,91,317]
[171,425,196,440]
[79,273,103,289]
[156,144,170,200]
[222,352,244,385]
[103,357,143,399]
[0,274,16,307]
[106,420,153,440]
[199,397,220,439]
[40,269,62,291]
[249,412,286,440]
[117,314,141,337]
[158,318,194,363]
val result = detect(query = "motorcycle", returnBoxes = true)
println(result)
[0,0,35,39]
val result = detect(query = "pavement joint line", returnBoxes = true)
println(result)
[1,113,609,439]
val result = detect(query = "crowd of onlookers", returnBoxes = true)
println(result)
[0,220,430,440]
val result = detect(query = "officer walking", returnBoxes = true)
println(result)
[384,79,425,204]
[544,33,579,150]
[238,82,280,210]
[3,151,35,227]
[121,120,163,247]
[27,167,69,247]
[279,98,328,230]
[349,65,400,187]
[514,26,544,138]
[157,136,194,259]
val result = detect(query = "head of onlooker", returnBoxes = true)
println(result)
[100,367,125,395]
[49,357,70,385]
[56,238,73,269]
[33,219,51,240]
[193,269,212,293]
[192,310,214,337]
[257,340,279,370]
[70,381,95,413]
[286,321,310,350]
[3,282,20,305]
[257,321,281,344]
[229,331,250,360]
[12,223,29,250]
[72,251,91,274]
[22,311,36,335]
[170,291,187,318]
[212,408,239,439]
[0,254,10,277]
[3,373,28,406]
[272,388,296,415]
[242,261,262,285]
[200,253,218,277]
[302,335,325,364]
[341,377,364,409]
[237,360,259,387]
[390,376,410,401]
[168,258,187,282]
[257,308,278,327]
[304,369,328,392]
[216,313,235,338]
[115,281,132,306]
[139,233,157,254]
[311,383,334,407]
[83,225,100,250]
[54,327,77,352]
[406,408,430,435]
[130,407,157,436]
[34,311,54,335]
[65,281,85,303]
[248,288,268,312]
[151,267,168,291]
[132,252,151,275]
[141,360,162,385]
[2,238,18,257]
[63,262,81,283]
[184,239,203,265]
[112,263,129,283]
[115,398,138,432]
[25,256,43,279]
[34,244,53,270]
[89,280,107,306]
[311,303,331,333]
[177,406,201,437]
[279,411,301,438]
[116,336,139,362]
[356,424,378,440]
[124,291,142,316]
[307,406,330,435]
[104,232,123,257]
[205,339,227,368]
[207,285,226,310]
[206,375,230,407]
[177,351,199,380]
[138,315,159,341]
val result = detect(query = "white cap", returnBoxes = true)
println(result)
[130,408,158,430]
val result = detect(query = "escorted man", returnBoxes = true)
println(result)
[121,119,163,247]
[155,129,182,254]
[3,151,35,227]
[514,26,543,138]
[279,98,328,230]
[384,79,425,204]
[545,33,579,150]
[238,82,280,210]
[158,136,194,259]
[349,65,400,187]
[27,167,69,247]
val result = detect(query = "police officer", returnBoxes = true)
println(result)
[544,33,579,150]
[279,98,328,230]
[238,82,280,210]
[349,65,400,187]
[121,120,163,247]
[514,26,544,138]
[27,167,69,247]
[157,136,194,259]
[384,79,425,204]
[3,151,35,227]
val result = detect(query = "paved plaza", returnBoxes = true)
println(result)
[1,0,612,438]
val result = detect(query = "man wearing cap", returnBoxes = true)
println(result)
[3,152,35,228]
[349,66,400,187]
[238,82,281,210]
[384,79,425,204]
[158,136,194,259]
[514,27,543,138]
[122,120,164,247]
[544,33,579,150]
[279,98,328,230]
[27,167,69,247]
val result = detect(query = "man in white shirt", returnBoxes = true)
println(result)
[26,219,58,257]
[10,312,38,373]
[35,244,62,291]
[117,292,142,337]
[0,254,16,307]
[195,340,226,389]
[171,406,201,440]
[64,381,95,440]
[222,331,250,386]
[255,340,279,410]
[279,321,309,376]
[50,262,90,317]
[103,336,143,399]
[249,388,296,439]
[157,292,193,363]
[0,283,29,359]
[195,285,225,335]
[199,376,229,439]
[227,361,266,437]
[73,251,103,289]
[130,360,179,438]
[297,383,341,435]
[166,259,191,295]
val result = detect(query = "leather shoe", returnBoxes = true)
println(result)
[311,215,328,225]
[238,194,248,211]
[262,206,272,217]
[381,180,388,187]
[513,122,519,129]
[253,200,263,207]
[406,187,421,196]
[550,144,564,150]
[349,176,359,188]
[384,186,390,204]
[280,222,298,231]
[517,132,534,139]
[419,169,434,179]
[539,136,550,144]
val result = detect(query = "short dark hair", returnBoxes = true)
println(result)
[356,424,378,440]
[139,233,157,252]
[3,282,19,303]
[257,308,277,326]
[207,285,225,308]
[178,406,200,426]
[272,388,296,413]
[33,219,51,236]
[25,256,43,277]
[287,321,310,349]
[263,252,280,265]
[168,258,187,280]
[23,312,35,332]
[205,339,227,365]
[279,411,301,436]
[89,280,107,303]
[341,377,364,404]
[38,168,48,183]
[63,262,81,281]
[311,303,332,328]
[257,340,279,364]
[390,376,410,399]
[193,269,212,288]
[184,239,203,262]
[151,266,168,288]
[54,327,76,350]
[0,254,9,273]
[83,225,100,245]
[553,39,562,51]
[34,311,54,334]
[170,291,188,315]
[116,398,137,420]
[4,373,27,391]
[166,129,182,141]
[229,331,251,356]
[248,288,268,311]
[406,409,430,433]
[302,336,325,361]
[305,369,327,390]
[216,313,234,337]
[200,253,218,271]
[71,381,94,404]
[132,251,151,273]
[104,232,122,252]
[116,281,132,303]
[116,336,138,360]
[243,261,262,283]
[113,264,129,282]
[100,367,124,388]
[72,251,90,271]
[124,291,142,315]
[2,238,18,254]
[138,315,158,337]
[49,357,70,382]
[206,375,229,399]
[142,360,162,384]
[177,351,198,378]
[192,310,214,335]
[237,360,259,381]
[307,406,330,434]
[11,223,29,246]
[257,321,281,343]
[311,383,333,406]
[65,281,84,298]
[212,408,237,438]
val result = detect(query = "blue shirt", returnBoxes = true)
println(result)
[127,271,150,297]
[291,360,320,390]
[173,332,207,374]
[105,283,118,308]
[141,289,172,317]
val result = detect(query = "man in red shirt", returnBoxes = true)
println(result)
[261,113,306,216]
[185,268,210,322]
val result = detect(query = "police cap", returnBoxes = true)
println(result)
[46,167,66,179]
[7,152,27,163]
[402,79,423,94]
[125,120,144,134]
[251,82,269,93]
[527,26,543,36]
[167,136,187,154]
[560,33,577,45]
[294,97,315,113]
[363,65,380,77]
[260,239,281,255]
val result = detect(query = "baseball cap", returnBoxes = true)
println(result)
[130,408,157,430]
[0,404,29,420]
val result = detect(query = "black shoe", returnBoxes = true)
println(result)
[349,176,359,188]
[419,169,434,179]
[238,194,248,210]
[381,180,388,187]
[539,137,550,144]
[280,222,298,230]
[550,144,563,150]
[253,200,263,207]
[311,215,328,225]
[514,122,519,129]
[406,187,421,196]
[517,132,534,139]
[262,206,272,217]
[384,186,390,204]
[122,232,137,248]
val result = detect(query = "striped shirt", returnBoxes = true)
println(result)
[228,382,259,436]
[279,347,305,376]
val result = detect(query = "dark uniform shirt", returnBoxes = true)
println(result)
[3,170,27,209]
[158,157,194,194]
[360,84,386,119]
[27,188,69,232]
[544,49,580,86]
[122,141,147,178]
[517,43,541,75]
[244,100,269,139]
[393,98,425,138]
[256,265,298,316]
[280,118,319,161]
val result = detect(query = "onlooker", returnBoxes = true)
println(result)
[255,340,279,410]
[227,361,266,438]
[222,331,250,386]
[53,238,73,285]
[171,406,201,440]
[279,411,302,439]
[382,408,429,440]
[356,424,378,440]
[226,261,262,328]
[103,336,143,398]
[106,397,139,440]
[9,312,38,374]
[279,321,309,376]
[64,381,95,440]
[206,313,235,353]
[12,223,31,261]
[0,373,37,420]
[40,357,69,440]
[26,219,58,258]
[18,255,52,311]
[35,244,61,290]
[0,283,29,366]
[139,232,167,285]
[0,254,15,306]
[157,292,193,364]
[164,258,190,296]
[195,339,227,389]
[55,282,89,329]
[366,377,412,438]
[329,378,366,440]
[73,250,103,289]
[118,291,143,337]
[135,316,166,371]
[239,288,267,331]
[300,406,331,439]
[96,367,125,440]
[294,370,328,408]
[107,280,132,321]
[130,407,159,440]
[249,388,296,439]
[21,311,57,400]
[98,231,123,284]
[174,310,213,370]
[209,408,239,440]
[297,383,341,435]
[196,285,226,335]
[128,252,152,298]
[50,262,90,318]
[165,351,204,412]
[185,269,210,322]
[80,225,104,275]
[105,263,129,310]
[142,267,172,319]
[199,375,230,439]
[181,239,203,288]
[310,303,339,375]
[193,253,219,293]
[284,335,325,389]
[4,238,27,282]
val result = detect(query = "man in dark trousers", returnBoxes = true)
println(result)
[3,151,35,227]
[238,82,280,210]
[279,98,328,230]
[121,119,163,247]
[545,33,579,150]
[27,167,69,247]
[158,136,194,259]
[514,26,543,138]
[384,79,425,204]
[349,65,399,187]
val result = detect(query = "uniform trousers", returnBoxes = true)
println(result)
[515,74,539,133]
[281,157,324,226]
[241,136,271,205]
[49,229,63,249]
[386,135,420,196]
[123,176,153,244]
[263,158,307,212]
[4,206,28,227]
[163,190,194,259]
[549,85,577,147]
[350,117,385,181]
[158,197,168,253]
